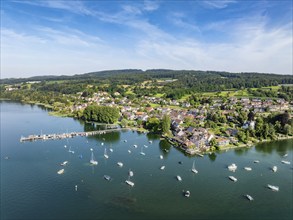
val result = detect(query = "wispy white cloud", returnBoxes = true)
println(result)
[169,12,201,33]
[143,0,160,11]
[134,18,292,74]
[35,27,103,47]
[203,0,237,9]
[122,5,142,15]
[11,0,94,15]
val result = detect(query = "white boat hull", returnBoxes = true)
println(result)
[125,180,134,187]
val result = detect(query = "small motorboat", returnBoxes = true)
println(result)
[57,169,64,175]
[75,185,78,191]
[103,175,111,181]
[117,162,123,167]
[183,190,190,198]
[128,150,131,154]
[245,194,253,201]
[254,160,260,163]
[176,175,182,181]
[228,163,237,171]
[128,169,134,177]
[272,166,277,172]
[61,161,68,166]
[160,166,165,170]
[281,160,290,165]
[267,184,279,191]
[228,176,237,182]
[160,155,163,159]
[244,167,252,171]
[125,180,134,187]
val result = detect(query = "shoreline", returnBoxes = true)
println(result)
[2,100,292,154]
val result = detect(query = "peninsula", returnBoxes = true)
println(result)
[1,69,292,155]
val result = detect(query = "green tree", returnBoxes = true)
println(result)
[146,117,161,132]
[274,121,282,133]
[283,124,292,135]
[82,105,119,123]
[262,123,270,139]
[121,119,128,128]
[268,123,276,140]
[161,114,171,135]
[255,117,264,138]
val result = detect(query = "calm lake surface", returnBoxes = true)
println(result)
[1,101,292,220]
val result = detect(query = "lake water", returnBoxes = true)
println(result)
[1,101,292,220]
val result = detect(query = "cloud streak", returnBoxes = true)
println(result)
[203,0,237,9]
[1,0,292,78]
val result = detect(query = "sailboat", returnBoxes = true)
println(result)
[61,161,68,166]
[125,175,134,187]
[140,147,145,156]
[129,169,134,177]
[57,169,64,174]
[68,146,75,154]
[104,148,109,159]
[191,161,198,174]
[89,148,98,165]
[109,145,113,152]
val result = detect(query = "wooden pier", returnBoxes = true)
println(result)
[20,128,129,142]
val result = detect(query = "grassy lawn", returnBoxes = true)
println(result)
[198,86,281,98]
[179,94,191,101]
[45,80,67,84]
[150,103,161,108]
[154,93,165,98]
[125,90,135,95]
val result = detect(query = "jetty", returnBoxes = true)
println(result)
[20,128,128,142]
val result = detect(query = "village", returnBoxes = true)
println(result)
[66,90,293,155]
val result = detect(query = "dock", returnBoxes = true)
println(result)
[20,128,128,142]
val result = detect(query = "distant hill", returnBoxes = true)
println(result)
[1,70,292,92]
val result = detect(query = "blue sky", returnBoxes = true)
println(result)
[1,0,292,78]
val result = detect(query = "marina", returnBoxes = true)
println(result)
[20,128,128,142]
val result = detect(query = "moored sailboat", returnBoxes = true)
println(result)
[89,148,98,165]
[245,194,253,201]
[140,147,145,156]
[57,169,64,174]
[191,161,198,174]
[104,148,109,159]
[267,184,279,191]
[228,176,237,182]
